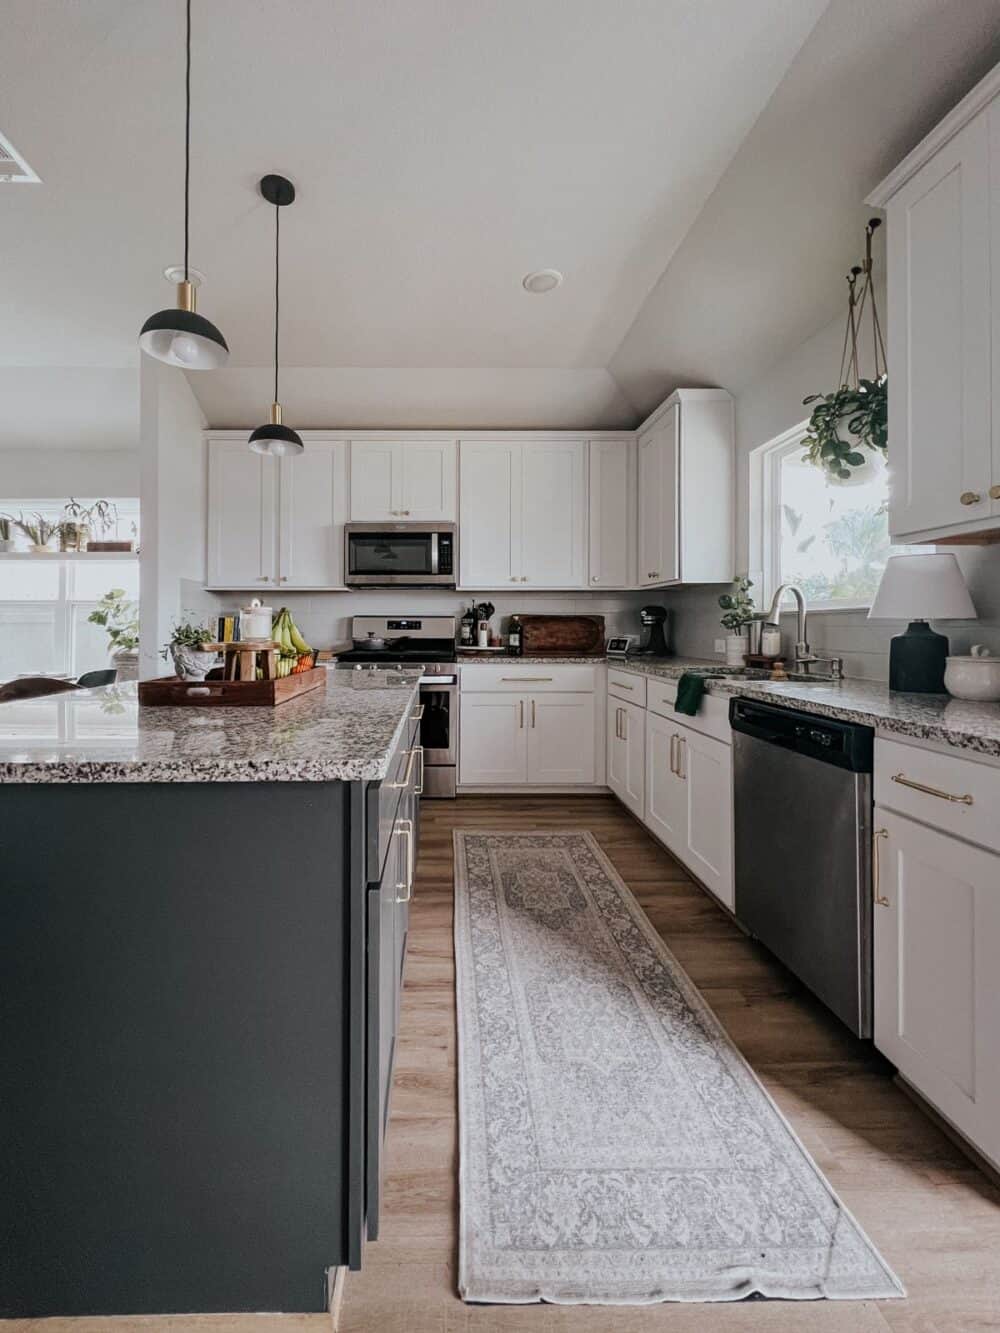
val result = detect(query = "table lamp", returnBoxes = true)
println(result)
[868,553,976,693]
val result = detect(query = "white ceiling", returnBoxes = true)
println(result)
[3,0,999,444]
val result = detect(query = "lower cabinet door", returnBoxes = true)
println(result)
[644,711,686,852]
[527,692,595,784]
[874,809,1000,1168]
[365,824,401,1242]
[678,725,734,909]
[607,698,645,816]
[459,693,528,784]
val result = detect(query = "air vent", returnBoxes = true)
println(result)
[0,130,40,183]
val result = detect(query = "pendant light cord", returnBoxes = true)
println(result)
[183,0,191,282]
[274,202,280,403]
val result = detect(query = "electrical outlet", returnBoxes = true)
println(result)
[714,639,726,654]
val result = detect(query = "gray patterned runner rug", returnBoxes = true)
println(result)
[454,830,904,1305]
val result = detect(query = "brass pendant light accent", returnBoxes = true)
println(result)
[248,175,303,456]
[138,0,229,369]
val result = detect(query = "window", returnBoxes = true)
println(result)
[754,424,902,611]
[0,499,139,678]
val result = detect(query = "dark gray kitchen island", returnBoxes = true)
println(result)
[0,670,422,1318]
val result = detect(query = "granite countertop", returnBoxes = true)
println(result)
[457,652,610,664]
[612,658,1000,759]
[0,669,423,784]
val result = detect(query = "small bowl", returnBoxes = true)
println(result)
[944,645,1000,702]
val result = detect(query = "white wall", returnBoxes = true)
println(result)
[0,448,138,499]
[139,360,207,678]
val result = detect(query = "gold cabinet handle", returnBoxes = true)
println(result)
[414,745,424,794]
[960,491,982,506]
[873,827,889,906]
[621,708,627,741]
[990,484,1000,500]
[669,732,678,775]
[411,705,424,722]
[530,698,536,728]
[501,676,552,682]
[614,681,634,690]
[387,746,418,789]
[519,699,524,729]
[395,818,414,902]
[677,735,686,780]
[890,772,973,805]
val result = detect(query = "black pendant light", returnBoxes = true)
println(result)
[138,0,228,369]
[249,175,303,456]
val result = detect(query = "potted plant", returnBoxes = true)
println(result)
[14,512,58,553]
[719,576,756,666]
[801,377,887,485]
[0,515,13,553]
[87,588,140,681]
[162,619,218,680]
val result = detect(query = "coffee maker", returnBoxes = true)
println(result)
[636,605,669,656]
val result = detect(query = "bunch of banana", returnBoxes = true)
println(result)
[271,607,313,678]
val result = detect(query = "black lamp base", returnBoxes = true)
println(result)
[888,621,949,693]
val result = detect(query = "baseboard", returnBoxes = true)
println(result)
[456,785,612,795]
[327,1265,347,1330]
[893,1075,1000,1188]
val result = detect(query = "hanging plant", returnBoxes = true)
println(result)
[802,219,887,485]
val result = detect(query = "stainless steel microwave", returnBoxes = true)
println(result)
[344,522,457,587]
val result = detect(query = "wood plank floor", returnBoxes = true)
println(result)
[342,795,1000,1333]
[8,795,999,1333]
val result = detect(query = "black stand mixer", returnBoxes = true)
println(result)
[636,605,669,656]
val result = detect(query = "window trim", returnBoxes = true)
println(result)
[749,420,888,615]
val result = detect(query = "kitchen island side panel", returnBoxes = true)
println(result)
[2,781,356,1317]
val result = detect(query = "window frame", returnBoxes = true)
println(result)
[749,420,890,614]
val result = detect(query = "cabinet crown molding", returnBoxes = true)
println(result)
[867,59,1000,207]
[636,386,733,437]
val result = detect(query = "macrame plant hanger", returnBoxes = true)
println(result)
[838,217,887,390]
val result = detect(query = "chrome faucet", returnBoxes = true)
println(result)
[763,583,843,679]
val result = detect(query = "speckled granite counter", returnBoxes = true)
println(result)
[612,658,1000,759]
[0,668,423,783]
[457,653,611,665]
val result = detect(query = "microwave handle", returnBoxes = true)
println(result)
[430,531,439,575]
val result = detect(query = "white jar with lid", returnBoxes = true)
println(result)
[944,645,1000,702]
[240,598,273,641]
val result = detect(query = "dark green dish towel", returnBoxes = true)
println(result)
[674,672,707,716]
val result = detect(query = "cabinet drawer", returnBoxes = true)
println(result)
[460,664,596,693]
[647,679,732,746]
[875,737,1000,854]
[608,668,646,707]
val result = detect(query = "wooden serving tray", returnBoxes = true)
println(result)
[139,667,327,707]
[518,614,606,656]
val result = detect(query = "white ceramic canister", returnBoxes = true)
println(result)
[944,645,1000,702]
[241,598,273,641]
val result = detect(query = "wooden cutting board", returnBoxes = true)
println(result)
[518,614,605,656]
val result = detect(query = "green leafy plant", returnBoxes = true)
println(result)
[14,511,58,548]
[801,376,887,483]
[88,588,139,653]
[161,618,214,660]
[718,576,756,633]
[64,497,118,536]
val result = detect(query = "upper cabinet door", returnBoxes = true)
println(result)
[637,410,678,586]
[884,110,992,539]
[588,439,635,588]
[349,441,398,520]
[459,442,522,587]
[520,441,586,588]
[349,439,457,521]
[398,441,457,520]
[278,440,347,589]
[206,440,277,589]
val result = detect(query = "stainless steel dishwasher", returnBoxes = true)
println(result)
[729,697,875,1038]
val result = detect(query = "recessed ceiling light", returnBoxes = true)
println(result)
[522,268,563,294]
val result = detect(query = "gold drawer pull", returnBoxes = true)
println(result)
[386,747,418,790]
[501,676,552,682]
[891,772,973,806]
[613,681,634,690]
[990,484,1000,500]
[411,705,425,722]
[873,828,889,906]
[960,491,982,506]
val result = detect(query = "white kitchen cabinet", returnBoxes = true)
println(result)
[278,439,348,588]
[206,437,347,590]
[868,65,1000,543]
[458,439,586,589]
[349,438,456,521]
[459,693,528,784]
[643,709,733,909]
[206,441,277,589]
[607,697,645,817]
[873,807,1000,1169]
[636,389,733,587]
[589,438,635,588]
[527,693,595,785]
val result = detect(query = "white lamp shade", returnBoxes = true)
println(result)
[868,553,977,622]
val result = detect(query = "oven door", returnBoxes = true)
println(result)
[345,524,456,587]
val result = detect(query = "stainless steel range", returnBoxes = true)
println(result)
[338,615,457,798]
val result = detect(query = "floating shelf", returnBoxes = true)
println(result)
[0,551,137,560]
